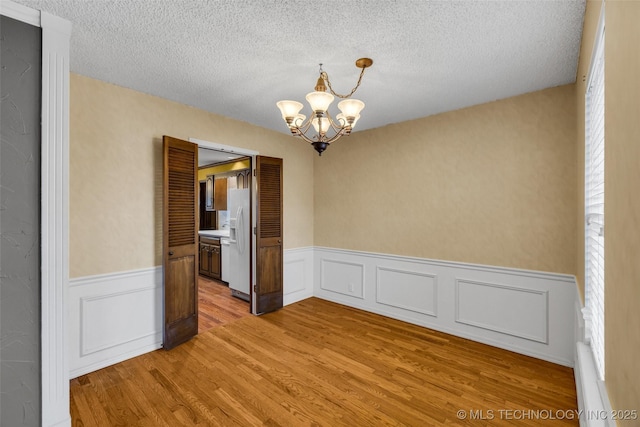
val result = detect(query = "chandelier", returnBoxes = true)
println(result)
[276,58,373,156]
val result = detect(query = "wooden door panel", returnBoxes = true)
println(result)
[255,156,283,314]
[166,255,196,320]
[164,314,197,345]
[163,135,199,350]
[257,245,282,294]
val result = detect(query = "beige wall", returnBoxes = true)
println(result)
[603,0,640,416]
[70,74,314,278]
[314,85,577,274]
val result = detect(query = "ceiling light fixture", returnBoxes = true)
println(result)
[276,58,373,156]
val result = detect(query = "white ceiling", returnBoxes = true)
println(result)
[198,147,243,167]
[12,0,586,134]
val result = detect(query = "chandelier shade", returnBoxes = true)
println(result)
[276,58,373,156]
[305,91,334,113]
[337,99,365,119]
[276,100,304,121]
[311,117,330,134]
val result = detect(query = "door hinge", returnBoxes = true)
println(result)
[253,169,256,176]
[254,226,257,235]
[253,285,258,293]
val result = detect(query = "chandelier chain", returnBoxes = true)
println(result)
[320,66,368,99]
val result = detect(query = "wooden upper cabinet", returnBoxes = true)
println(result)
[205,175,214,211]
[214,177,227,211]
[234,169,250,189]
[236,171,245,189]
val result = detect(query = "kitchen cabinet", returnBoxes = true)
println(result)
[236,169,251,189]
[199,181,215,229]
[205,175,214,211]
[199,237,221,280]
[214,177,227,211]
[205,176,228,212]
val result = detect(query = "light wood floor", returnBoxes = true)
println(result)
[70,297,578,426]
[198,276,251,333]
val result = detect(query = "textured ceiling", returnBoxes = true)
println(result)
[11,0,586,134]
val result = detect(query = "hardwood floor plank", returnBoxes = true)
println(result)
[198,276,251,333]
[69,380,101,427]
[71,297,578,426]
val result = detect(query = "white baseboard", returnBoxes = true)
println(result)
[68,267,163,378]
[314,247,578,367]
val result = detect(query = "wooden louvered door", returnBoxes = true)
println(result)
[255,156,283,314]
[163,136,199,350]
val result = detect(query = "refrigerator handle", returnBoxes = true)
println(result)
[237,206,244,254]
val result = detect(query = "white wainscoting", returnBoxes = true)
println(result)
[320,258,365,299]
[68,267,163,378]
[377,267,438,317]
[314,247,578,367]
[284,247,314,305]
[455,279,549,344]
[69,246,575,376]
[69,248,315,377]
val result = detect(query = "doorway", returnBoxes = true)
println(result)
[163,136,284,347]
[196,145,253,331]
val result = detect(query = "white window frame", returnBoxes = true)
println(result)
[583,6,605,382]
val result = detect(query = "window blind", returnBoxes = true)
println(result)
[584,21,605,381]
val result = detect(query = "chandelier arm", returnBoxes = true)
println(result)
[294,114,346,144]
[320,65,367,99]
[295,118,313,134]
[324,111,346,133]
[294,131,317,145]
[322,128,348,145]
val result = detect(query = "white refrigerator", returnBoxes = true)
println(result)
[228,188,250,301]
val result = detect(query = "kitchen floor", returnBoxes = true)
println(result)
[198,276,251,333]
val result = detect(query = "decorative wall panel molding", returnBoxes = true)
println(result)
[80,286,161,356]
[376,267,437,317]
[284,247,314,305]
[320,258,365,299]
[68,267,162,378]
[455,279,548,343]
[314,246,577,367]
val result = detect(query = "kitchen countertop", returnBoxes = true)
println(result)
[199,230,230,239]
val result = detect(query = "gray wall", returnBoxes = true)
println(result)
[1,15,42,426]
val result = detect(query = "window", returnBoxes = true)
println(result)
[584,14,605,381]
